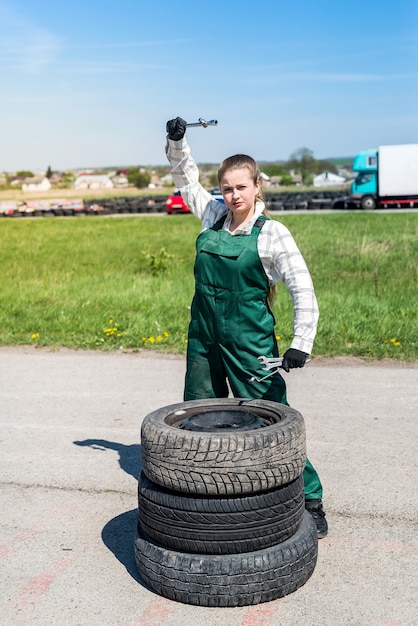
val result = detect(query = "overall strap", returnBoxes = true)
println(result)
[211,214,228,231]
[252,215,269,232]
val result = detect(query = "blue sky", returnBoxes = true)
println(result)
[1,0,417,171]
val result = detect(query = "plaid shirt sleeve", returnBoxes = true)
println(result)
[259,220,319,354]
[165,137,227,228]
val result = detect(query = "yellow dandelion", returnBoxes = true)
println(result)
[31,333,40,340]
[148,336,155,344]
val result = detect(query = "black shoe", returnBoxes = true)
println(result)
[305,499,328,538]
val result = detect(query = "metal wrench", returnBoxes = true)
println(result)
[249,355,311,383]
[185,118,218,128]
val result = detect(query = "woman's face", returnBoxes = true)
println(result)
[220,167,260,219]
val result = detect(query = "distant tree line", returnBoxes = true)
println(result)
[259,147,339,185]
[1,148,344,192]
[126,147,343,189]
[197,147,342,188]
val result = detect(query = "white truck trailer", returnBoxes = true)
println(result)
[350,143,418,209]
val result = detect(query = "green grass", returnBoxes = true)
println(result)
[0,213,416,360]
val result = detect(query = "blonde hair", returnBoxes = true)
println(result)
[218,154,276,307]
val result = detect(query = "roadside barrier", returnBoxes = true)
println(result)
[0,191,351,217]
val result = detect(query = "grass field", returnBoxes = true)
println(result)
[0,213,416,360]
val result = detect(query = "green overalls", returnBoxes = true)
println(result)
[184,215,323,499]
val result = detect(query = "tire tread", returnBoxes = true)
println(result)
[134,511,318,607]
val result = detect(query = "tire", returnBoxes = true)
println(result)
[134,510,318,607]
[137,472,305,554]
[141,398,306,496]
[360,195,376,210]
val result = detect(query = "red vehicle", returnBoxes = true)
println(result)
[0,201,18,216]
[166,190,191,214]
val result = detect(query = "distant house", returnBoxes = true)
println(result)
[338,167,354,180]
[73,175,114,190]
[21,176,51,192]
[110,173,129,188]
[269,176,282,187]
[290,172,303,186]
[268,173,302,187]
[49,173,64,185]
[313,171,346,188]
[260,172,270,188]
[158,174,173,187]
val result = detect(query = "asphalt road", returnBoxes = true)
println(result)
[0,347,417,625]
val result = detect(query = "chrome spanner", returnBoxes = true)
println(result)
[249,355,311,383]
[185,118,218,128]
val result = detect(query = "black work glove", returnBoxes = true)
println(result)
[281,348,309,372]
[166,117,187,141]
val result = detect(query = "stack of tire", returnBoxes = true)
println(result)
[134,398,318,607]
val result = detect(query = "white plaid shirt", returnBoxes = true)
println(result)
[166,137,319,354]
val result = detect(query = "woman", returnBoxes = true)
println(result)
[165,117,328,538]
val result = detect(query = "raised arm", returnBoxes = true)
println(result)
[165,117,226,225]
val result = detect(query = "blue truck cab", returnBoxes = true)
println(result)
[351,149,378,208]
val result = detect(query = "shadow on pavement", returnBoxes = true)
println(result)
[73,439,142,479]
[73,439,148,586]
[101,509,144,584]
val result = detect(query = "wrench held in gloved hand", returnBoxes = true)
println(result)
[249,353,311,383]
[281,348,309,372]
[166,116,218,140]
